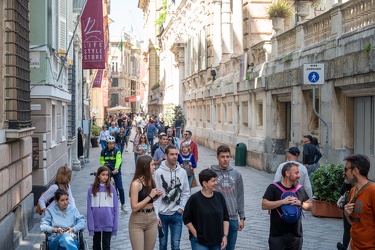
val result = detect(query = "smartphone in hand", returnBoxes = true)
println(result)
[158,227,164,238]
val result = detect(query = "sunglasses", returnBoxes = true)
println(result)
[184,134,188,136]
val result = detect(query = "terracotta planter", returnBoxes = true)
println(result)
[311,199,343,218]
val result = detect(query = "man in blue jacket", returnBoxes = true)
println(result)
[146,120,158,146]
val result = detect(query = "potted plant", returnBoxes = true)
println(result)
[310,163,345,218]
[266,0,293,34]
[91,124,100,148]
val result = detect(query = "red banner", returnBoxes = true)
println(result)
[81,0,105,69]
[125,96,137,102]
[92,69,103,88]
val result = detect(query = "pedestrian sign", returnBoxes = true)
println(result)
[303,64,324,85]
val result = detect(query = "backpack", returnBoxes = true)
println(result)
[180,153,193,176]
[273,182,302,224]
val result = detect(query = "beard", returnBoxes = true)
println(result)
[346,175,357,185]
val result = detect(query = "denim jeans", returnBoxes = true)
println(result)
[100,140,107,150]
[307,164,318,176]
[148,137,154,147]
[48,233,79,250]
[226,220,238,250]
[159,211,183,250]
[117,143,124,154]
[188,175,194,189]
[191,236,221,250]
[111,170,125,205]
[93,231,112,250]
[175,127,181,138]
[134,153,138,164]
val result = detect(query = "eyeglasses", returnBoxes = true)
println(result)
[184,134,188,136]
[344,167,354,172]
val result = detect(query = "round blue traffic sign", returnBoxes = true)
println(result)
[308,72,319,83]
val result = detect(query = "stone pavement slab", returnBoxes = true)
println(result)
[16,139,343,250]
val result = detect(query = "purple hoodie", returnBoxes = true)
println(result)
[87,184,119,236]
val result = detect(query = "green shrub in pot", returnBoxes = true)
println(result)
[311,163,345,203]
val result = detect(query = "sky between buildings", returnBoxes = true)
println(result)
[109,0,144,41]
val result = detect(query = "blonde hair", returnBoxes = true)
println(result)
[54,166,72,190]
[181,142,190,150]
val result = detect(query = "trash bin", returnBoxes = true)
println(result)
[235,143,247,166]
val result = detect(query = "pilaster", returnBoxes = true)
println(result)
[213,0,222,67]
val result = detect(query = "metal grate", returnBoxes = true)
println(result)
[4,0,32,129]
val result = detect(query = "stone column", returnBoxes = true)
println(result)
[213,0,222,67]
[232,0,243,57]
[177,44,185,107]
[221,0,232,62]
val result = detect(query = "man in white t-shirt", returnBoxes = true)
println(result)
[273,146,313,199]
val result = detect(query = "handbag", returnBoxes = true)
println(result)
[36,193,54,215]
[191,174,198,188]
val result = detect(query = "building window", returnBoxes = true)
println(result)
[217,104,221,123]
[228,103,232,123]
[61,104,67,140]
[4,0,31,129]
[257,102,263,126]
[206,105,210,122]
[112,78,119,87]
[52,104,57,144]
[242,101,248,127]
[110,94,119,107]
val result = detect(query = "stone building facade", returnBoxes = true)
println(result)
[141,0,375,179]
[0,0,35,248]
[107,32,142,115]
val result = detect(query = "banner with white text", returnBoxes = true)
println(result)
[81,0,105,69]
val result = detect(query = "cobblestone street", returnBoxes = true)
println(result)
[17,140,343,250]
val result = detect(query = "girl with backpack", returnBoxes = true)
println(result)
[177,142,197,188]
[87,166,119,250]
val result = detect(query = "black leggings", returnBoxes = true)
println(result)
[93,231,112,250]
[342,212,352,249]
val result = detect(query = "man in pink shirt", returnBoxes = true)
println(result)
[180,130,198,164]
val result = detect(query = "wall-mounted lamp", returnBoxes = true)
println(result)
[211,69,216,81]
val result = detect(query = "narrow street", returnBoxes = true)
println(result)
[18,141,343,250]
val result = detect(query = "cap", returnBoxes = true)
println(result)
[285,147,300,156]
[303,135,313,142]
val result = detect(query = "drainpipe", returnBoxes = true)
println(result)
[312,85,329,163]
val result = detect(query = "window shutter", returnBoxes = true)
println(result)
[58,0,67,55]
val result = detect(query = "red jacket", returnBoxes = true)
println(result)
[180,140,198,163]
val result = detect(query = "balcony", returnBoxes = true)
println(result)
[252,0,375,63]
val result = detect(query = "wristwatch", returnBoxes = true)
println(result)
[240,217,246,221]
[223,234,228,237]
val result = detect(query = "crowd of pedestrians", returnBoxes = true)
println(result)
[38,114,375,250]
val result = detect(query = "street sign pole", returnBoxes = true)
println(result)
[304,64,329,163]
